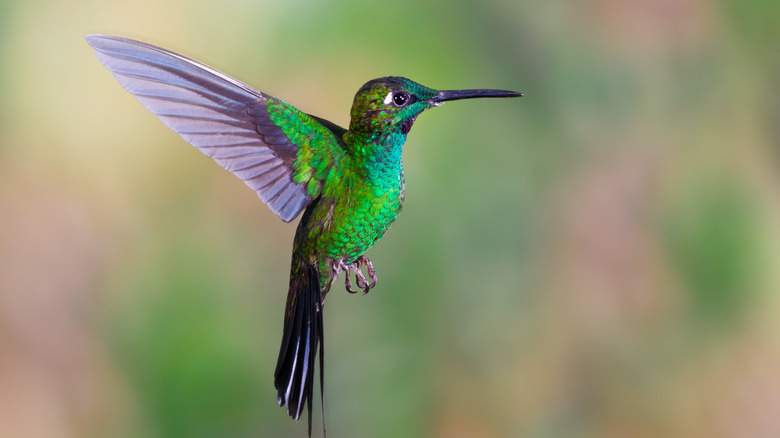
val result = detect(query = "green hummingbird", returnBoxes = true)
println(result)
[86,34,522,436]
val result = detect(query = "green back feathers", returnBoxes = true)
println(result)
[266,98,345,198]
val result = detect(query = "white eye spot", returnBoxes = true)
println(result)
[383,91,393,105]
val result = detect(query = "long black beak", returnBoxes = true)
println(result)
[429,88,523,103]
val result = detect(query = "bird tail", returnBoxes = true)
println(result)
[274,254,325,437]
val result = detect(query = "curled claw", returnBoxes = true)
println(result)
[345,268,360,294]
[343,255,378,295]
[359,255,377,289]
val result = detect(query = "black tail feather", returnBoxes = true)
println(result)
[274,259,325,437]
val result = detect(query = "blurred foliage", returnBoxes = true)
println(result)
[113,232,266,438]
[1,0,780,437]
[663,180,760,328]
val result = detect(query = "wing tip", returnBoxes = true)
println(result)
[85,34,123,50]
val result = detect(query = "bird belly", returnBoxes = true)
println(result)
[320,182,403,264]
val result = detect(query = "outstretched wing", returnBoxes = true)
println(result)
[86,34,343,222]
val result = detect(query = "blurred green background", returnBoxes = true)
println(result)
[1,0,779,437]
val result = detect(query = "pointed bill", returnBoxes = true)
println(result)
[429,88,523,104]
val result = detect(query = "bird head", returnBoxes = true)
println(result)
[347,76,522,139]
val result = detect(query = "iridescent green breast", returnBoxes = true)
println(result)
[298,157,402,264]
[324,173,404,263]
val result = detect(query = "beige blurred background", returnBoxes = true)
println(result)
[1,0,779,437]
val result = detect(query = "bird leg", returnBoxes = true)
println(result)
[344,255,378,295]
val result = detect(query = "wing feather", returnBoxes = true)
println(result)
[86,34,342,222]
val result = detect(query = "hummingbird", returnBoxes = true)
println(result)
[86,34,522,436]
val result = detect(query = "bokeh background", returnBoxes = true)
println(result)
[1,0,779,437]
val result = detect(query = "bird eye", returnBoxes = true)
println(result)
[392,91,409,107]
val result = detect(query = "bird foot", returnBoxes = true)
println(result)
[344,255,377,295]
